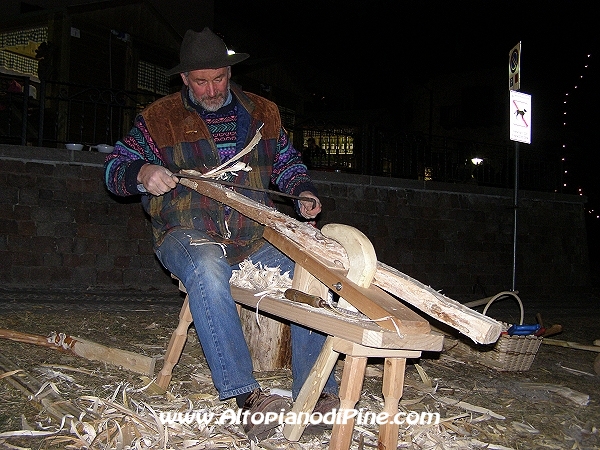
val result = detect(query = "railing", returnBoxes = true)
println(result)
[0,74,162,149]
[1,73,559,192]
[304,126,560,192]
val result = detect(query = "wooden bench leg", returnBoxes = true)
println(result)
[378,357,406,450]
[330,355,367,450]
[156,296,193,390]
[283,335,339,441]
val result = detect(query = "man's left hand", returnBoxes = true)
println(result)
[299,191,321,219]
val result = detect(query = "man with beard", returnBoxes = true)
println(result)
[104,27,339,440]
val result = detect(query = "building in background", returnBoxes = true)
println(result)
[1,0,562,194]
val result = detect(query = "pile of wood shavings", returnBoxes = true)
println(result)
[229,259,292,297]
[0,359,520,450]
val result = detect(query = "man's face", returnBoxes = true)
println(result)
[182,67,231,112]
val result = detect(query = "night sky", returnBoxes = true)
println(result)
[214,1,596,105]
[215,3,597,181]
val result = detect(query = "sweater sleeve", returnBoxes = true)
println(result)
[271,127,317,197]
[104,116,166,196]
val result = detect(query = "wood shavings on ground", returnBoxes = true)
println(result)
[1,289,599,450]
[517,382,590,406]
[0,365,524,450]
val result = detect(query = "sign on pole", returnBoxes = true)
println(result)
[509,42,521,91]
[510,90,531,144]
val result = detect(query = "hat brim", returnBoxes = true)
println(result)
[166,53,249,76]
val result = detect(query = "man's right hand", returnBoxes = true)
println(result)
[137,163,178,196]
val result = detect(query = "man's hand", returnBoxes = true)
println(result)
[298,191,321,219]
[137,163,178,196]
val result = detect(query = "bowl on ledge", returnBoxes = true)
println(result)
[65,143,84,151]
[96,144,114,153]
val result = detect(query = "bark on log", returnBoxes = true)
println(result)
[238,306,291,371]
[178,176,502,344]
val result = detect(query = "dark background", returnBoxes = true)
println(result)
[213,0,599,271]
[212,1,598,185]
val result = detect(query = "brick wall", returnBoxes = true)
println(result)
[0,145,171,292]
[0,145,590,301]
[312,172,590,300]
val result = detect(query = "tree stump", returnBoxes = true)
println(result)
[239,306,291,371]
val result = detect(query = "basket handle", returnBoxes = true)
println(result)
[481,291,524,325]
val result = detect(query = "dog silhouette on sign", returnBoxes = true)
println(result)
[515,108,526,118]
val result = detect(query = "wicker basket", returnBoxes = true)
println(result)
[467,292,543,371]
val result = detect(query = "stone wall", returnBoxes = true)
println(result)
[313,172,590,300]
[0,145,590,301]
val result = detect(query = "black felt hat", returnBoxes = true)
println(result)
[166,27,249,76]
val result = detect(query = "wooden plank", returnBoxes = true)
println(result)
[178,177,502,344]
[230,286,443,352]
[330,337,420,358]
[264,227,431,335]
[67,336,156,376]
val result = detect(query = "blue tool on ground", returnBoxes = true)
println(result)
[507,324,541,336]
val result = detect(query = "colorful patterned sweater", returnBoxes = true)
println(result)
[104,83,315,263]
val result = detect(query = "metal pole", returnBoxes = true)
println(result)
[21,77,30,146]
[512,141,519,291]
[38,80,46,147]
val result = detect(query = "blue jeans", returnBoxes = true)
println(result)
[155,228,338,400]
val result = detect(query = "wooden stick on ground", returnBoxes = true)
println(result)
[0,353,83,423]
[543,338,600,353]
[0,328,156,376]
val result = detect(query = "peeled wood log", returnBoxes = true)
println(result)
[178,177,502,344]
[0,328,156,376]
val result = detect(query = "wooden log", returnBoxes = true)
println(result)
[178,176,502,344]
[543,338,600,352]
[238,305,291,371]
[0,328,156,376]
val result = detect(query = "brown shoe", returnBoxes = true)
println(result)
[242,389,290,441]
[303,392,340,436]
